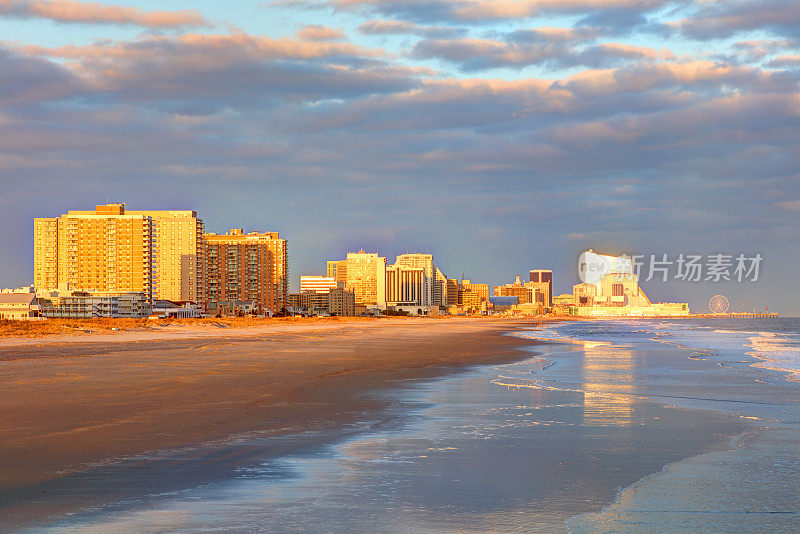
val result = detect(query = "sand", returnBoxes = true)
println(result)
[0,317,543,528]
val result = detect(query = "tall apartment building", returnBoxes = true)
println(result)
[344,250,386,309]
[34,203,205,304]
[34,204,156,300]
[126,209,205,303]
[204,229,288,313]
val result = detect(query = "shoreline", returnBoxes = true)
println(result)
[0,318,543,529]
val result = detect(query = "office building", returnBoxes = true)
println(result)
[336,250,386,309]
[461,280,489,302]
[446,279,459,306]
[205,229,288,313]
[326,260,347,283]
[529,269,553,306]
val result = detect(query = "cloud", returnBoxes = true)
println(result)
[672,0,800,40]
[281,0,671,24]
[358,19,465,38]
[16,32,420,110]
[297,24,346,41]
[775,200,800,211]
[767,54,800,68]
[731,39,798,62]
[0,0,208,28]
[412,33,674,71]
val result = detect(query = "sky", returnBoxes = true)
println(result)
[0,0,798,314]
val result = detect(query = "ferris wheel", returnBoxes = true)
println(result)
[708,295,730,314]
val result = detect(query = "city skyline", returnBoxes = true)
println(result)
[0,1,798,314]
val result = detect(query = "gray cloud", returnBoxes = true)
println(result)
[18,34,422,111]
[673,0,800,40]
[358,19,466,38]
[411,33,674,71]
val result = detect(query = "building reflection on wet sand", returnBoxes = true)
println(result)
[580,341,636,426]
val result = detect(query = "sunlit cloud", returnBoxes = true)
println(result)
[0,0,209,28]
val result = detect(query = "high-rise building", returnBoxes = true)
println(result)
[326,260,347,282]
[446,279,459,305]
[34,203,206,304]
[34,204,156,300]
[205,229,288,313]
[529,269,553,306]
[386,265,425,306]
[300,276,338,294]
[344,250,386,309]
[125,209,205,304]
[391,253,446,307]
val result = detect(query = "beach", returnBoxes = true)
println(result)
[0,317,542,529]
[2,317,799,532]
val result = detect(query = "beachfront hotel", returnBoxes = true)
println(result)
[344,250,387,309]
[204,229,288,314]
[34,203,205,305]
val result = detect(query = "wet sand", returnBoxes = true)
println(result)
[0,317,539,529]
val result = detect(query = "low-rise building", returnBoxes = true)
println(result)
[150,300,202,319]
[40,289,150,318]
[0,289,45,320]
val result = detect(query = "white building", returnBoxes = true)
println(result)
[299,276,338,294]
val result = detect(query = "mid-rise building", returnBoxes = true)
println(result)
[494,276,529,304]
[205,229,288,313]
[461,280,489,302]
[328,288,355,316]
[300,276,338,294]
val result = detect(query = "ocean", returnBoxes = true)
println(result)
[37,318,800,533]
